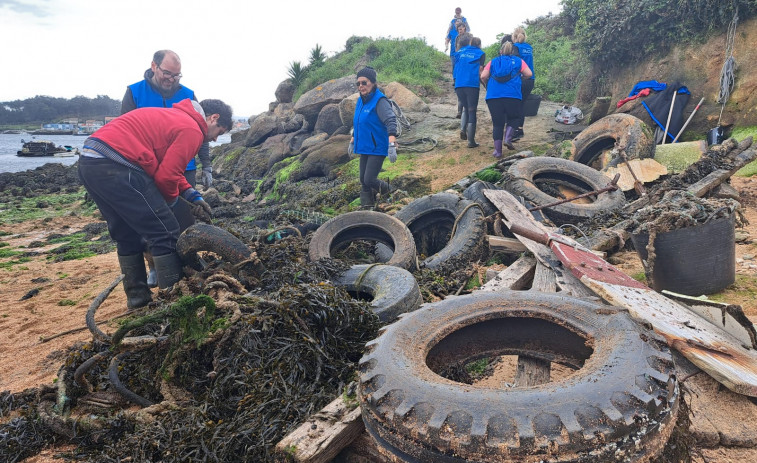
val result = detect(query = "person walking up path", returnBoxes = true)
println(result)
[481,41,532,158]
[453,33,485,148]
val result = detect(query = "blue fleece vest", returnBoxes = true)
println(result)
[128,80,197,169]
[353,90,389,157]
[453,46,485,88]
[485,56,524,100]
[514,43,535,80]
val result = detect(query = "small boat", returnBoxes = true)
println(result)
[17,140,77,157]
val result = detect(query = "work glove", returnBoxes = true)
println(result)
[387,144,397,163]
[182,188,213,222]
[201,166,213,187]
[191,200,213,223]
[348,141,355,157]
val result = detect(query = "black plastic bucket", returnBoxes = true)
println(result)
[630,214,735,295]
[523,94,542,117]
[707,126,724,146]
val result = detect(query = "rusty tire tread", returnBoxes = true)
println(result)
[176,223,251,265]
[359,291,679,462]
[462,181,502,217]
[570,113,655,167]
[308,211,416,270]
[506,157,626,224]
[378,193,487,270]
[334,264,423,323]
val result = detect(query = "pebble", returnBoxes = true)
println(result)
[743,254,755,261]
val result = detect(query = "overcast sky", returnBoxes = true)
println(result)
[0,0,562,117]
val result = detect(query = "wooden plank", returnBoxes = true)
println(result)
[662,290,757,349]
[480,255,536,291]
[275,396,364,463]
[584,277,757,397]
[483,189,595,298]
[532,261,557,292]
[686,149,757,197]
[488,235,528,253]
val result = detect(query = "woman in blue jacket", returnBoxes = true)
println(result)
[481,41,532,158]
[512,26,535,140]
[453,33,485,148]
[348,67,398,210]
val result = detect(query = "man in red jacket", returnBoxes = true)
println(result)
[78,98,232,310]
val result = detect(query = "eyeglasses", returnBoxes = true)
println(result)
[157,64,182,80]
[356,80,370,87]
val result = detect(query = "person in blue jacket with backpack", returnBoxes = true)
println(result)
[512,27,535,141]
[481,41,533,158]
[348,67,398,210]
[453,33,485,148]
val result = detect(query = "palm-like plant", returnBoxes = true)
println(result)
[287,61,308,87]
[309,44,326,69]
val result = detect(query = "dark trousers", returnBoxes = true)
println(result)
[172,169,197,232]
[360,154,390,198]
[78,157,180,257]
[513,79,535,129]
[455,87,480,124]
[486,97,522,140]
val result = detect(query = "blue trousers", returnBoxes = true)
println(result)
[78,157,180,257]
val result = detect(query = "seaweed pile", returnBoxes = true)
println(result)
[0,236,382,462]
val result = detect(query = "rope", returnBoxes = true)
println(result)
[355,263,381,288]
[717,9,739,126]
[396,137,438,153]
[450,202,484,239]
[389,99,412,138]
[558,224,590,246]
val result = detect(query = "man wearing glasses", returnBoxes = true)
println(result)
[121,50,212,191]
[121,49,213,286]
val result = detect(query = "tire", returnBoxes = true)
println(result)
[377,193,487,270]
[334,264,423,323]
[506,157,626,225]
[570,113,655,169]
[176,223,251,265]
[308,211,416,270]
[359,291,679,463]
[462,181,501,217]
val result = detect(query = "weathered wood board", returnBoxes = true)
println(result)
[484,188,757,397]
[275,396,363,463]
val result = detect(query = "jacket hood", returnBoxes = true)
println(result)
[173,98,207,138]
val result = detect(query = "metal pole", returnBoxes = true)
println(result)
[672,97,705,143]
[662,91,677,145]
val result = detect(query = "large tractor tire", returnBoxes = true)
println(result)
[359,291,679,463]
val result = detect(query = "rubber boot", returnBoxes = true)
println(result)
[459,108,468,140]
[360,188,375,210]
[466,123,479,148]
[117,253,152,310]
[144,252,157,288]
[153,252,184,289]
[492,139,503,159]
[513,127,524,141]
[504,126,516,151]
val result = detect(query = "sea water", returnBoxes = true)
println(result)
[0,133,232,174]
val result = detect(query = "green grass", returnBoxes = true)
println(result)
[732,126,757,176]
[0,257,31,270]
[0,248,21,258]
[58,299,77,306]
[0,190,91,224]
[293,37,449,101]
[465,357,490,377]
[631,271,647,283]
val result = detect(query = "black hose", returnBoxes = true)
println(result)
[108,352,153,408]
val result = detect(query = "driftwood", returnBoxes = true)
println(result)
[480,255,536,291]
[275,395,363,463]
[591,139,756,253]
[488,235,528,253]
